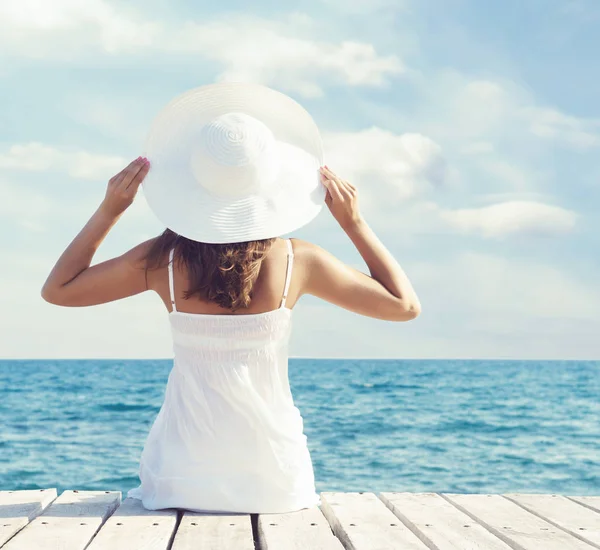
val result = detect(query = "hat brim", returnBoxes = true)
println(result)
[141,82,325,244]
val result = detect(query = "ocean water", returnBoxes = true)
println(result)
[1,359,598,496]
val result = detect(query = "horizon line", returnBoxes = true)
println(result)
[0,357,598,362]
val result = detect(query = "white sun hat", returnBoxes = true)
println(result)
[141,81,325,244]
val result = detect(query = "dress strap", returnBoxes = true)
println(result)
[280,239,294,309]
[168,248,177,313]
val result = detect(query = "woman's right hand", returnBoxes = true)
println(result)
[319,166,364,231]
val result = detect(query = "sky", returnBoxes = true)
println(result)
[1,0,599,359]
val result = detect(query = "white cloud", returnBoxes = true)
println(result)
[323,127,447,205]
[408,251,600,358]
[0,272,172,359]
[413,251,600,323]
[438,201,578,238]
[403,71,599,204]
[0,178,57,232]
[519,106,600,150]
[1,0,109,29]
[0,142,126,180]
[318,0,408,15]
[415,72,600,154]
[474,158,541,191]
[421,76,516,142]
[186,19,403,96]
[0,0,403,97]
[457,252,599,320]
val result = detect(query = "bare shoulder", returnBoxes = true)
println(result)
[287,237,334,279]
[288,237,328,262]
[124,237,160,267]
[287,237,347,292]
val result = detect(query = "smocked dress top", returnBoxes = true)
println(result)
[127,238,321,514]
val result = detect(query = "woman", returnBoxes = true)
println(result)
[41,83,421,514]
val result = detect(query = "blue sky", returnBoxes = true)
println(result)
[1,0,599,359]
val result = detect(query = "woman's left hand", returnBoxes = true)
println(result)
[100,156,150,217]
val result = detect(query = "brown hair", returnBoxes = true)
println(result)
[144,229,276,312]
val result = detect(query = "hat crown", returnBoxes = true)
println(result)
[191,112,279,198]
[201,112,273,167]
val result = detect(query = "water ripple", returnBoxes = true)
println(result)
[1,358,598,496]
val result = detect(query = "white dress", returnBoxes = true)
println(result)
[127,239,321,514]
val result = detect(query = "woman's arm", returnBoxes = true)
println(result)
[301,166,421,322]
[41,156,153,307]
[344,217,421,312]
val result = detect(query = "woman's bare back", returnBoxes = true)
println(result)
[149,237,299,316]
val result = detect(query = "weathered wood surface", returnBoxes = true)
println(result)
[2,490,120,550]
[320,492,429,549]
[444,493,598,550]
[380,492,515,549]
[172,510,255,549]
[256,505,345,550]
[503,493,600,548]
[86,496,178,550]
[0,489,57,547]
[1,489,599,549]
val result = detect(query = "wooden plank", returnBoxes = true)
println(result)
[503,493,600,548]
[86,497,178,550]
[319,492,430,549]
[172,510,255,550]
[2,489,120,550]
[256,506,345,550]
[0,489,58,547]
[568,496,600,514]
[443,493,596,550]
[380,492,514,549]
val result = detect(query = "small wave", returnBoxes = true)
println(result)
[97,403,156,413]
[350,382,424,391]
[87,474,141,486]
[433,419,520,434]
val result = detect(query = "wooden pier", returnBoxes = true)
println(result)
[1,489,599,549]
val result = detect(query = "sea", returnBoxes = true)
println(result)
[1,359,598,496]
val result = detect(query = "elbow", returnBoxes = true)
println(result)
[41,285,55,304]
[403,303,422,321]
[41,284,63,305]
[392,300,421,322]
[410,303,422,319]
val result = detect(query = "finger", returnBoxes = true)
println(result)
[324,170,352,199]
[125,160,150,191]
[320,175,333,202]
[118,158,147,190]
[109,172,122,185]
[325,177,344,203]
[111,157,142,187]
[321,166,349,192]
[338,178,356,197]
[322,167,356,198]
[320,166,336,179]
